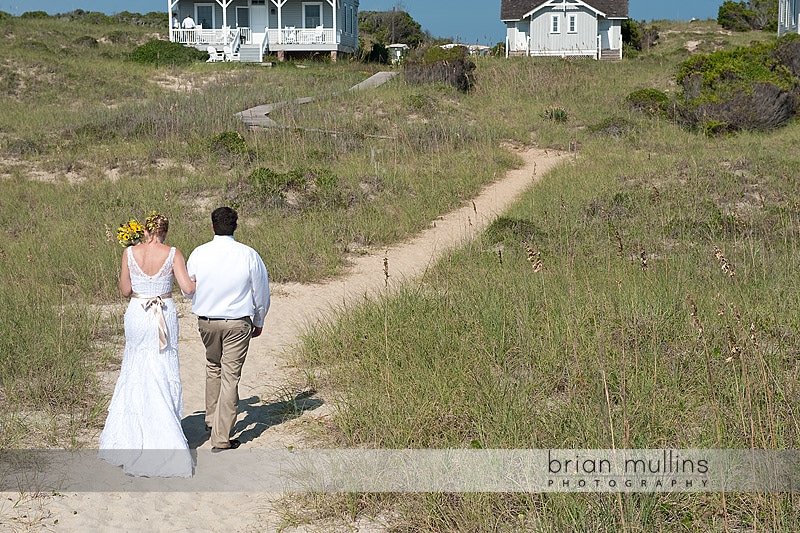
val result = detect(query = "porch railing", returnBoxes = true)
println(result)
[267,28,340,45]
[171,26,245,46]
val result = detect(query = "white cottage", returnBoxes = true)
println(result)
[169,0,359,62]
[779,0,800,36]
[500,0,628,60]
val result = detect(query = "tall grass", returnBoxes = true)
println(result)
[291,24,800,531]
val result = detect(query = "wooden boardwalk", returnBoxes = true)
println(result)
[236,71,397,128]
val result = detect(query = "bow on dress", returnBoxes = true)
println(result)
[141,295,170,352]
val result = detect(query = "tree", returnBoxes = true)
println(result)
[717,0,777,32]
[359,10,426,47]
[622,19,658,52]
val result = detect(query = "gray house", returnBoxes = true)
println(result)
[779,0,800,36]
[500,0,628,60]
[168,0,359,62]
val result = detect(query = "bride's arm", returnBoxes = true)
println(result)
[173,248,196,296]
[119,251,133,297]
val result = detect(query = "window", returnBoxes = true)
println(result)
[550,14,560,34]
[236,6,249,28]
[251,0,265,4]
[303,3,322,28]
[568,14,576,33]
[196,4,214,28]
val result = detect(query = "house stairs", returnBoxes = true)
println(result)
[238,43,263,62]
[599,49,622,61]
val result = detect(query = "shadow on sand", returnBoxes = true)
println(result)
[182,391,323,448]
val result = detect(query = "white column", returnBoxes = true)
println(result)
[272,0,289,41]
[215,0,233,29]
[168,0,179,41]
[327,0,337,34]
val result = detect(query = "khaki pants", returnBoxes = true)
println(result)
[198,317,254,448]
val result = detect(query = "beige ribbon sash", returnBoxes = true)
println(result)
[131,292,172,352]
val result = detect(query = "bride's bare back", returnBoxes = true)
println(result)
[131,241,172,277]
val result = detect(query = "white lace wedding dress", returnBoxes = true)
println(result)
[99,246,193,477]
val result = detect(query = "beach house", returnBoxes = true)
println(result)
[500,0,628,60]
[168,0,359,62]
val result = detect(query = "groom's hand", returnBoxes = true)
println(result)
[252,326,263,338]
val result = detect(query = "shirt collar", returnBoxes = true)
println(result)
[213,235,236,242]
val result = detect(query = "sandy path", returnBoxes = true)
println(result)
[4,146,566,532]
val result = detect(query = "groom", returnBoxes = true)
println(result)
[186,207,271,451]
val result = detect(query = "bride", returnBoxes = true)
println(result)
[99,212,196,477]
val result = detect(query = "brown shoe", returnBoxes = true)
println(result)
[211,439,241,453]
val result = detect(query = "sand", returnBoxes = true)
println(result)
[1,146,566,532]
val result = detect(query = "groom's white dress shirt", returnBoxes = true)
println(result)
[186,235,270,327]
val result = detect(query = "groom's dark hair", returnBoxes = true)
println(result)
[211,206,238,235]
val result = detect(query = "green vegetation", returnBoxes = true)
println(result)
[1,12,798,530]
[626,88,670,117]
[628,34,800,134]
[718,0,777,32]
[359,10,426,48]
[129,39,209,66]
[404,45,476,91]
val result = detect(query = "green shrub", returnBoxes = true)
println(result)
[674,37,799,132]
[770,33,800,77]
[542,106,568,123]
[210,131,249,156]
[703,119,731,137]
[589,116,636,137]
[106,30,133,44]
[241,167,349,211]
[404,45,475,92]
[485,216,548,244]
[626,88,670,116]
[129,39,207,66]
[20,11,49,19]
[248,167,306,200]
[421,44,468,65]
[0,11,11,21]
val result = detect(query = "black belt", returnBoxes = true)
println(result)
[199,316,247,321]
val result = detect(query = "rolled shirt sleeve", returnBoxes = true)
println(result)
[250,252,270,328]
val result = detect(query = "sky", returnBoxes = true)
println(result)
[2,1,728,45]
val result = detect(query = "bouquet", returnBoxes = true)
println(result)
[117,218,145,247]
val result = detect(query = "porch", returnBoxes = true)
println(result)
[505,34,622,60]
[171,26,346,62]
[168,0,358,62]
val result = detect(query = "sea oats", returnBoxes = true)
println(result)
[609,223,623,255]
[688,295,703,337]
[727,325,741,360]
[523,241,542,272]
[713,245,735,277]
[749,323,759,351]
[383,256,389,287]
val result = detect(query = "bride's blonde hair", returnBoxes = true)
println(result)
[145,212,169,239]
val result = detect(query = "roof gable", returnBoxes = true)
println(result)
[501,0,628,20]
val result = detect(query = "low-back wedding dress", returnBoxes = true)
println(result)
[99,246,193,477]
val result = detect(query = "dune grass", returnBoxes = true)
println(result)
[1,13,797,530]
[291,24,800,532]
